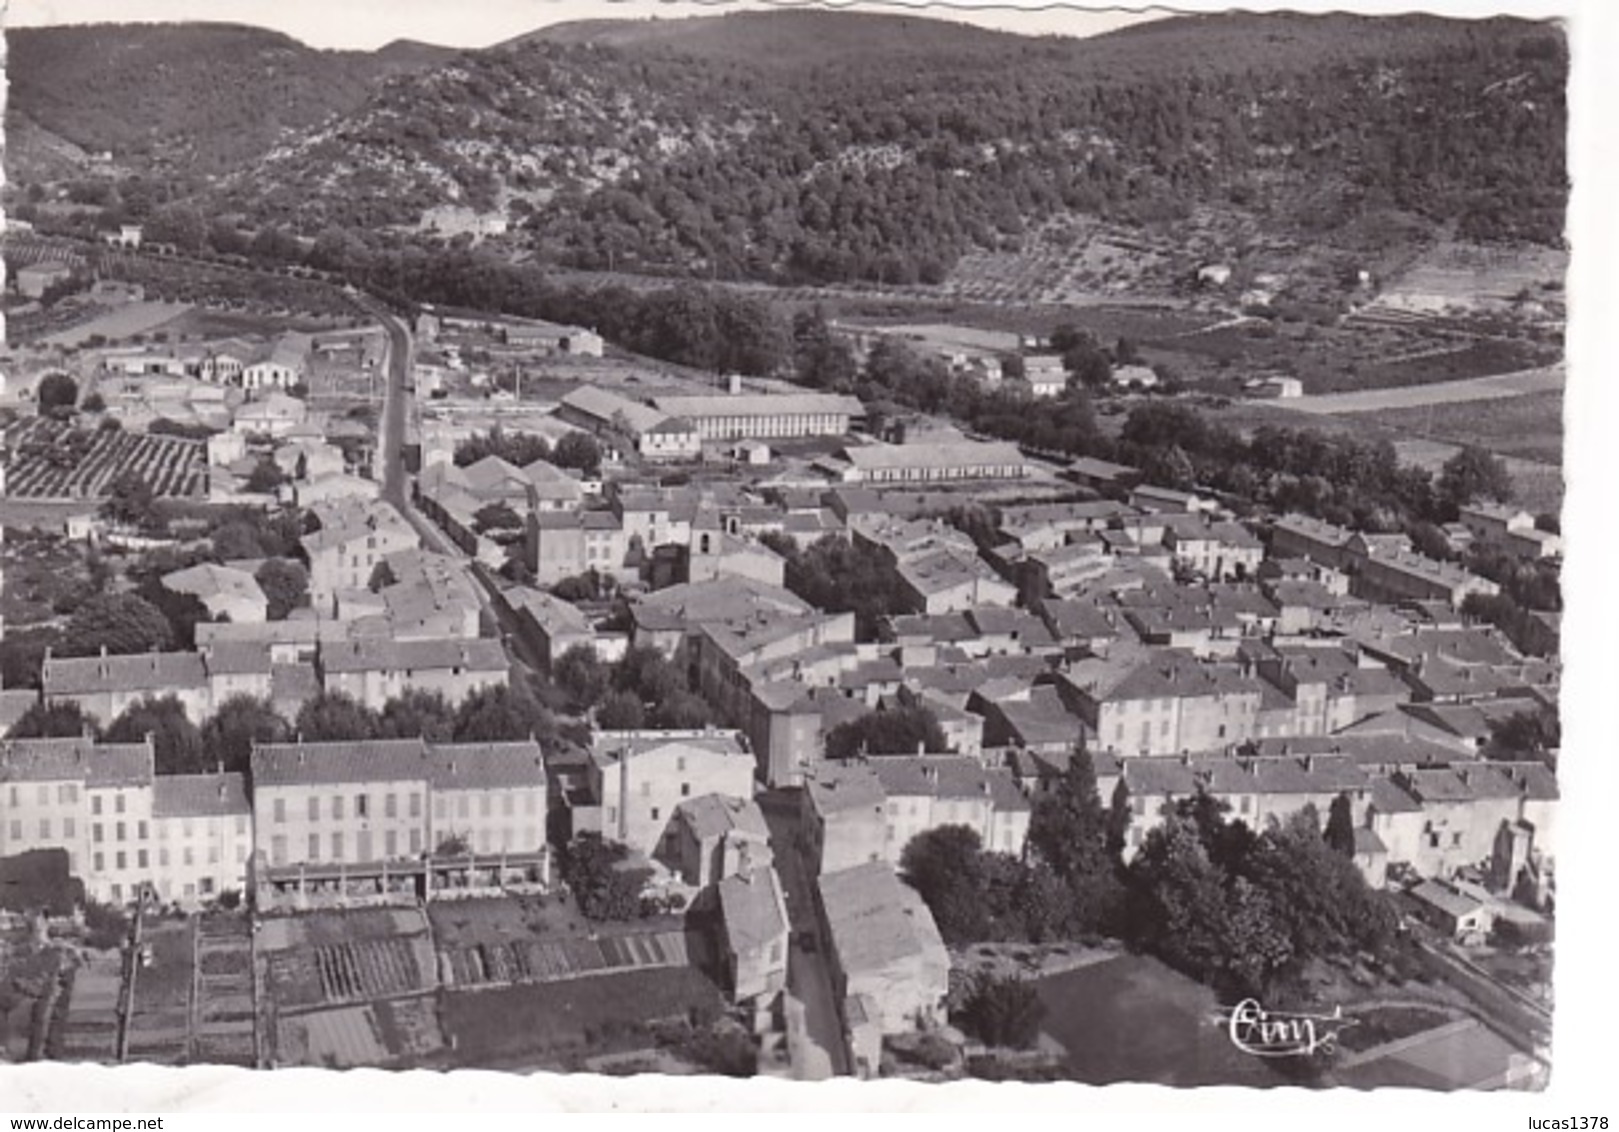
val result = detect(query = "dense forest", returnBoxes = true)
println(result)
[5,11,1568,286]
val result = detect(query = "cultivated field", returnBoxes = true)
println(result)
[1350,388,1565,465]
[41,302,195,349]
[1287,364,1565,416]
[1375,241,1568,317]
[4,418,206,500]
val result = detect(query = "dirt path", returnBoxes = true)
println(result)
[1286,363,1564,415]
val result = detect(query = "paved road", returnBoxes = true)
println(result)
[758,791,850,1079]
[356,294,412,508]
[1285,363,1565,415]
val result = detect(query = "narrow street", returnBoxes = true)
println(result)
[758,790,850,1079]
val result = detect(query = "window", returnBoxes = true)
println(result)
[274,798,286,823]
[111,884,123,903]
[385,793,397,819]
[38,819,51,840]
[650,807,660,822]
[410,793,422,818]
[59,784,78,805]
[457,796,469,820]
[235,816,247,836]
[159,848,170,867]
[308,834,320,861]
[479,795,491,818]
[356,794,369,818]
[385,830,398,857]
[116,822,126,842]
[6,786,16,807]
[91,795,103,816]
[271,836,287,865]
[183,883,195,898]
[503,794,514,817]
[208,846,219,865]
[332,796,345,821]
[116,851,126,870]
[137,849,149,869]
[433,797,446,820]
[331,833,344,861]
[409,829,422,855]
[183,846,194,866]
[8,819,21,841]
[640,781,651,797]
[236,844,246,863]
[94,852,105,872]
[525,792,538,815]
[200,878,215,896]
[115,794,125,814]
[138,821,149,841]
[308,796,320,821]
[357,831,372,861]
[36,784,49,806]
[64,818,75,839]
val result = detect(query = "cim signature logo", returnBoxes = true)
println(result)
[1221,998,1357,1058]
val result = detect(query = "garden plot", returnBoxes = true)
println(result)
[125,919,193,1065]
[192,914,256,1066]
[1374,241,1567,316]
[274,994,445,1069]
[427,895,691,990]
[259,907,437,1015]
[4,418,206,500]
[55,953,122,1063]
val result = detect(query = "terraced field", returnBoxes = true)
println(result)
[193,915,257,1066]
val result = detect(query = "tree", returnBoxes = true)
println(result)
[81,393,107,413]
[650,690,713,730]
[824,702,947,760]
[244,457,288,495]
[473,502,524,534]
[1488,704,1560,758]
[454,427,550,469]
[900,826,991,943]
[1028,749,1126,933]
[62,593,173,656]
[560,833,650,921]
[612,645,685,710]
[199,695,291,775]
[105,695,205,775]
[100,469,157,529]
[551,432,602,475]
[956,974,1047,1050]
[8,700,100,740]
[1438,445,1514,513]
[595,690,647,731]
[211,520,268,562]
[294,691,380,742]
[378,689,458,742]
[452,683,552,743]
[255,559,309,620]
[37,373,78,413]
[1324,793,1357,858]
[555,644,609,712]
[137,579,211,651]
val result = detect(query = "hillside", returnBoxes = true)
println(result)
[4,11,1568,288]
[4,24,452,174]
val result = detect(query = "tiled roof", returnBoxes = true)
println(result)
[651,392,864,420]
[717,866,788,954]
[675,793,769,842]
[162,563,266,606]
[319,636,507,674]
[43,651,208,696]
[0,737,154,786]
[805,762,887,816]
[590,729,750,765]
[869,756,1031,811]
[153,773,250,817]
[428,740,548,790]
[818,862,947,977]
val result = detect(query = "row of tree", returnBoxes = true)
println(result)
[6,686,556,777]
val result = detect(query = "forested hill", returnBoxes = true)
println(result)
[4,24,454,175]
[5,11,1567,286]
